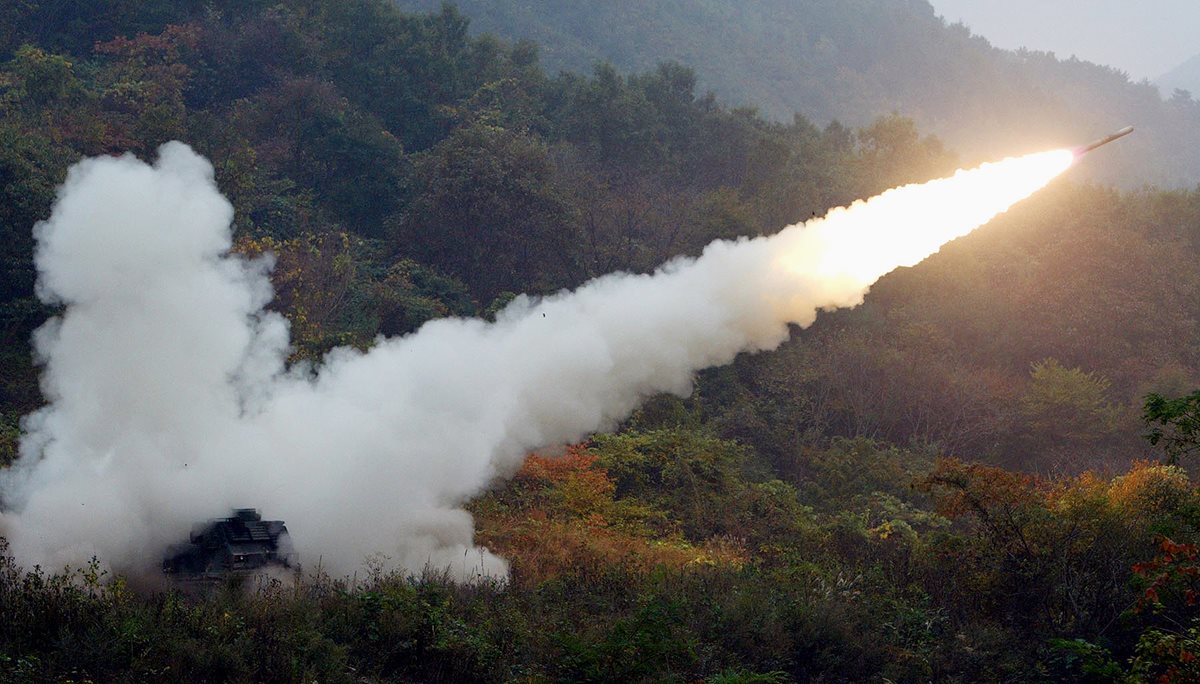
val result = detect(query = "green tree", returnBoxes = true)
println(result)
[313,2,481,151]
[394,123,580,300]
[239,77,409,235]
[371,258,477,337]
[1143,389,1200,464]
[851,114,957,194]
[556,62,666,170]
[7,44,77,106]
[1020,358,1121,445]
[590,429,811,544]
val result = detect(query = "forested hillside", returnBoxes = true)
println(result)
[396,0,1200,189]
[3,1,1200,681]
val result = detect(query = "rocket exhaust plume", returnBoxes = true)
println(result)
[0,142,1074,579]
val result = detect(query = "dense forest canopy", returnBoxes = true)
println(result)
[1,0,1200,681]
[396,0,1200,189]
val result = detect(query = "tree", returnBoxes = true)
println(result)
[555,62,667,171]
[922,459,1199,640]
[1143,390,1200,464]
[7,44,77,106]
[394,123,580,301]
[851,114,957,194]
[590,429,811,545]
[1020,358,1121,445]
[92,24,200,149]
[313,2,480,151]
[371,258,477,337]
[238,77,409,235]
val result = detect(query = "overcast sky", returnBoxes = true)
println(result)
[928,0,1200,82]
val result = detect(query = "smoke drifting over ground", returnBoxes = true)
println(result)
[0,143,1073,579]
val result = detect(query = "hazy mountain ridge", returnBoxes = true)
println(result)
[396,0,1200,188]
[1159,52,1200,100]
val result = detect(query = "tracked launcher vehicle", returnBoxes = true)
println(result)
[162,508,296,580]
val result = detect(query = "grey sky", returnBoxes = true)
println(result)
[928,0,1199,81]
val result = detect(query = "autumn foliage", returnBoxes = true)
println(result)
[473,446,746,587]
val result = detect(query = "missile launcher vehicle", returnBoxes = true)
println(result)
[162,508,295,580]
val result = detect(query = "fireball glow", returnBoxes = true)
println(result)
[778,149,1075,287]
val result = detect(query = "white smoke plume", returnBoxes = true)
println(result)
[0,142,1074,579]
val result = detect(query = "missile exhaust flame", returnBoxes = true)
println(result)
[0,143,1076,580]
[777,149,1075,288]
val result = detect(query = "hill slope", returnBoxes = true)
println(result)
[4,4,1200,679]
[1160,53,1200,100]
[397,0,1200,188]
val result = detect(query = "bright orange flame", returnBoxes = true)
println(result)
[777,149,1075,289]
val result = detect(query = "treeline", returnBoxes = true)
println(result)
[395,0,1200,188]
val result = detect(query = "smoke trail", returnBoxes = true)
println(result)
[0,143,1073,578]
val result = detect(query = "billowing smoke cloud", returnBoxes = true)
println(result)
[0,142,1073,578]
